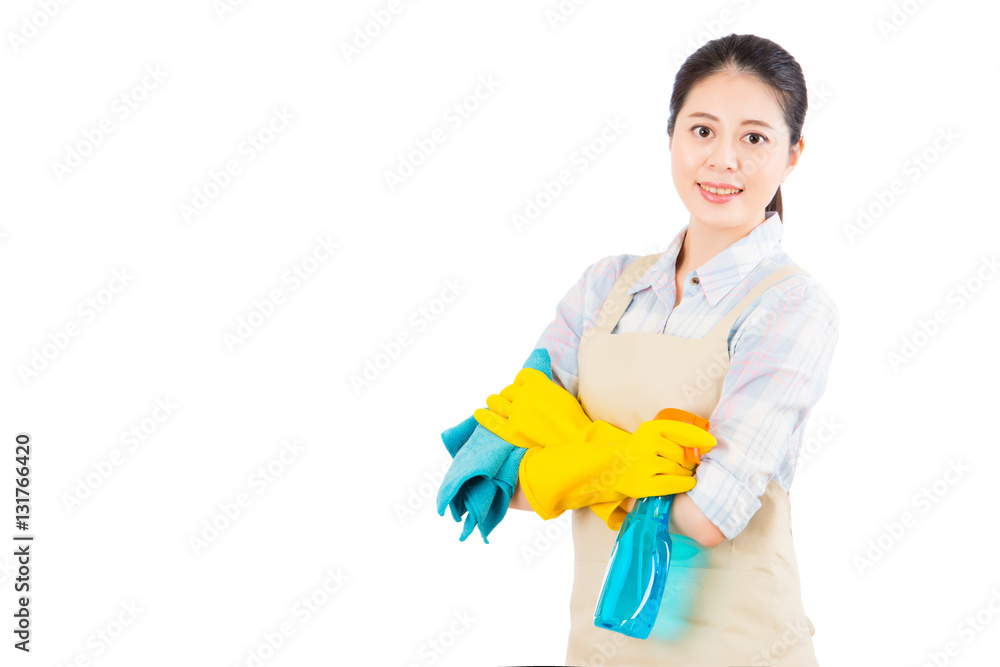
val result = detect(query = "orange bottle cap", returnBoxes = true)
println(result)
[654,408,710,431]
[654,408,710,466]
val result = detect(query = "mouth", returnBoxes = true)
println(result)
[697,181,743,202]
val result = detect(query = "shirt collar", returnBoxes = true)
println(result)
[628,210,784,308]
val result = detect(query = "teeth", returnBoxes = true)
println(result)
[700,183,742,195]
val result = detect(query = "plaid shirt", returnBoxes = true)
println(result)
[532,211,840,539]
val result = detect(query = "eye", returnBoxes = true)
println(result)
[691,125,769,146]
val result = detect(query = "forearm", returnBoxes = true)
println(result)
[627,493,726,547]
[508,480,533,511]
[512,483,726,547]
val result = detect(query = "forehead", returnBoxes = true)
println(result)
[682,72,785,124]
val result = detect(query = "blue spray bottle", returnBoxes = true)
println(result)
[593,408,710,639]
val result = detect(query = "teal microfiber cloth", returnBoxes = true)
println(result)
[436,347,553,543]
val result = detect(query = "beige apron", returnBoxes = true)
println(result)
[566,254,820,666]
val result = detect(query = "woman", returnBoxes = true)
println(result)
[474,33,838,665]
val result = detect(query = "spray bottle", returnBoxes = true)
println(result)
[592,408,710,639]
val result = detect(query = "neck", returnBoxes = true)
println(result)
[676,213,766,271]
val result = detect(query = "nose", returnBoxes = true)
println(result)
[707,136,738,172]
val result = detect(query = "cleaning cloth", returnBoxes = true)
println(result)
[436,347,553,543]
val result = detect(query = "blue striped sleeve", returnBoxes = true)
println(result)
[688,276,841,539]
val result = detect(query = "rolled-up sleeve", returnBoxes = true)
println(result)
[687,277,841,540]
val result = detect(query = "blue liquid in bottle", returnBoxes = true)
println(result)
[593,493,674,640]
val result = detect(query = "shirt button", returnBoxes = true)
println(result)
[691,277,700,285]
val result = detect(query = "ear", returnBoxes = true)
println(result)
[780,137,803,183]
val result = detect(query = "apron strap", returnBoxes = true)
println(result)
[585,255,811,341]
[703,263,811,340]
[586,253,662,335]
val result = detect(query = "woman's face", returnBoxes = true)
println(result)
[669,71,801,231]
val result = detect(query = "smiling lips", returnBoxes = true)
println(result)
[697,181,743,203]
[698,182,742,195]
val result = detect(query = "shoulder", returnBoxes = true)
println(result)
[574,251,659,293]
[556,253,648,323]
[578,252,642,282]
[766,273,838,318]
[759,253,838,312]
[734,256,841,342]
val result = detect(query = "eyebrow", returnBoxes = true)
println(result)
[686,112,774,130]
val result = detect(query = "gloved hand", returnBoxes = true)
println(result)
[589,496,633,532]
[473,367,604,450]
[474,366,716,524]
[588,433,709,530]
[517,418,715,520]
[474,367,641,525]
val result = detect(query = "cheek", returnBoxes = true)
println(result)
[671,147,698,178]
[669,151,681,181]
[744,150,785,183]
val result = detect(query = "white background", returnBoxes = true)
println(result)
[2,1,999,665]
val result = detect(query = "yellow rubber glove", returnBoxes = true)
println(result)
[588,435,709,530]
[473,368,601,449]
[517,419,713,520]
[473,367,640,525]
[473,367,716,524]
[589,496,633,532]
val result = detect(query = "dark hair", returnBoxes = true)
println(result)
[666,33,807,221]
